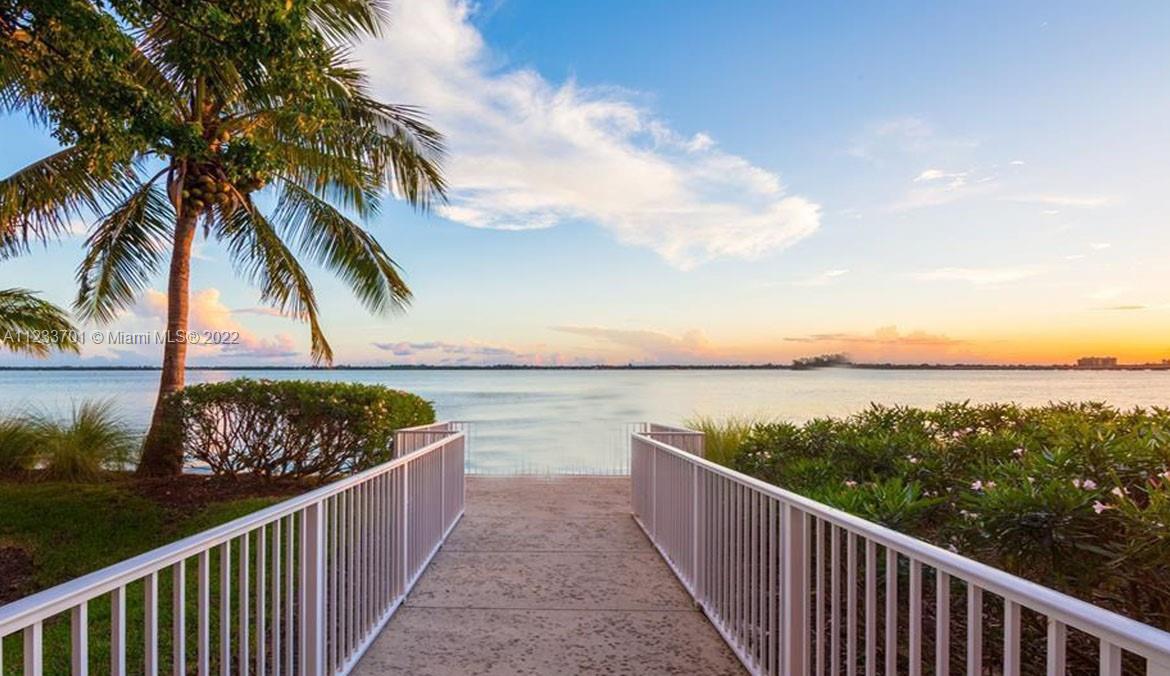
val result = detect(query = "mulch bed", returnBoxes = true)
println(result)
[0,545,35,605]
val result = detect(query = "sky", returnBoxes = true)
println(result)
[2,0,1169,366]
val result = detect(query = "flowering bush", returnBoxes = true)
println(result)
[170,379,434,480]
[730,402,1170,666]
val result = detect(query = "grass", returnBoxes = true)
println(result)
[684,414,769,466]
[0,478,287,674]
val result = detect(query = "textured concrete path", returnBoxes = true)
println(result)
[353,476,743,675]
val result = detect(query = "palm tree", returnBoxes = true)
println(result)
[0,2,446,475]
[0,288,79,356]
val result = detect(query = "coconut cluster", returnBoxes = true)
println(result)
[180,169,236,214]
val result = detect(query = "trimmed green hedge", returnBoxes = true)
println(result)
[172,379,434,480]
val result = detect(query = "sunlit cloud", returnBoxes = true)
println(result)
[358,0,821,270]
[911,266,1040,285]
[144,289,299,359]
[551,325,720,363]
[370,339,575,366]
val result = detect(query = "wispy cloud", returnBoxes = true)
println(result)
[848,117,977,163]
[911,266,1040,285]
[1009,194,1112,208]
[551,325,719,363]
[784,325,962,348]
[889,166,996,211]
[358,0,821,270]
[792,269,850,287]
[1097,304,1146,311]
[371,339,543,364]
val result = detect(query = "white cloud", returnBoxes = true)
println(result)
[914,168,967,183]
[1089,242,1112,250]
[1008,159,1026,166]
[911,266,1040,285]
[358,0,820,270]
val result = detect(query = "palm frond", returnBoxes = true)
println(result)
[307,0,390,41]
[273,180,411,315]
[219,200,333,364]
[0,147,136,257]
[75,179,173,323]
[0,288,79,356]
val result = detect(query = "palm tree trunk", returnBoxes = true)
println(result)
[137,211,198,476]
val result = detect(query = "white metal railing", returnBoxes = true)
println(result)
[631,426,1170,676]
[0,424,465,675]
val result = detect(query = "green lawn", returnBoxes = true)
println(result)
[0,479,288,674]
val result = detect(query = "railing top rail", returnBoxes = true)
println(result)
[396,420,464,433]
[632,430,1170,662]
[0,428,465,635]
[644,422,703,435]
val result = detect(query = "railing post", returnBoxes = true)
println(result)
[650,440,657,536]
[440,439,447,529]
[691,462,700,597]
[402,463,410,589]
[299,502,326,676]
[783,503,808,675]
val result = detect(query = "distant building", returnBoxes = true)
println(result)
[1077,356,1118,368]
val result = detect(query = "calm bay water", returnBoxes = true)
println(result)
[2,368,1169,473]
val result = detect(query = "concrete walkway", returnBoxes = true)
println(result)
[354,476,743,675]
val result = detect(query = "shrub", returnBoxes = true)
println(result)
[171,379,435,480]
[727,401,1170,645]
[31,400,139,481]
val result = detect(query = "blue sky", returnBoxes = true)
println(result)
[2,0,1169,365]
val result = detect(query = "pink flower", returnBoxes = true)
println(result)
[1111,487,1126,498]
[971,480,984,491]
[1092,500,1112,514]
[844,480,858,488]
[1073,479,1098,490]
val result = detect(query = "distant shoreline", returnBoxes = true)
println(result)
[1,364,1168,372]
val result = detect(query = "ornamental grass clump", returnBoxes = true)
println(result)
[25,400,138,481]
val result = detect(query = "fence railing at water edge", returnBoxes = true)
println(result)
[0,424,466,675]
[630,425,1170,676]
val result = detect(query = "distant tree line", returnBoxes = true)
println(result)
[791,353,851,369]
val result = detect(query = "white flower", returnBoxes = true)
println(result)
[1111,487,1126,498]
[844,480,858,488]
[971,480,984,491]
[1092,500,1112,514]
[907,456,920,464]
[1012,447,1025,457]
[1073,479,1098,490]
